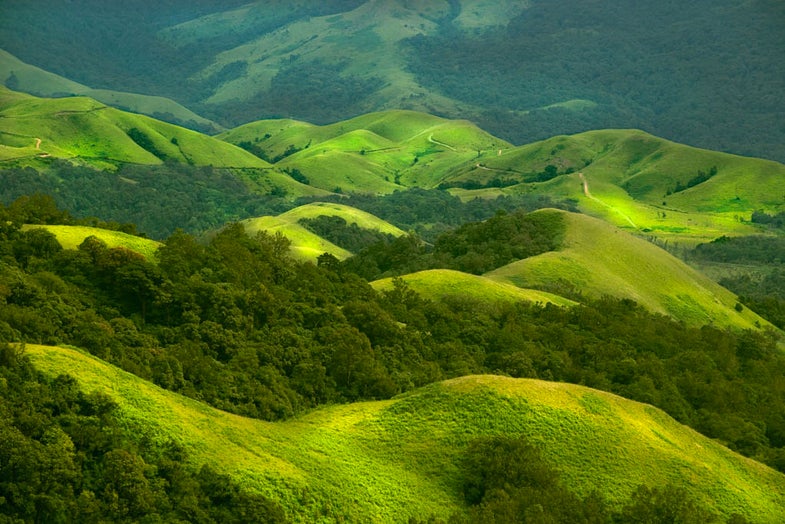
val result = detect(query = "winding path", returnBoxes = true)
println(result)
[34,138,41,149]
[578,172,638,228]
[427,133,456,151]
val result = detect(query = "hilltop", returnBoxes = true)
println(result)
[21,224,161,261]
[25,343,785,523]
[486,209,770,330]
[0,87,266,169]
[240,202,404,262]
[220,109,509,194]
[446,129,785,244]
[0,49,220,132]
[372,269,576,308]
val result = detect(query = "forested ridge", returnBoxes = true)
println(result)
[2,196,784,486]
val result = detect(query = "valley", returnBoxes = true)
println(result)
[1,3,785,520]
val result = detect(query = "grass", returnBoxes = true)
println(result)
[455,129,784,245]
[0,49,219,132]
[486,209,773,330]
[25,343,785,523]
[240,216,351,262]
[240,202,405,262]
[21,224,161,260]
[372,269,576,307]
[220,109,510,194]
[0,87,266,169]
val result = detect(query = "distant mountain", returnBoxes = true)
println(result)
[28,343,785,522]
[0,49,220,132]
[2,0,783,161]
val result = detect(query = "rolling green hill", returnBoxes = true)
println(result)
[21,224,161,261]
[447,129,785,244]
[0,49,220,132]
[26,343,785,523]
[486,209,771,330]
[4,1,783,163]
[372,269,576,308]
[240,202,404,262]
[0,87,268,169]
[220,109,510,194]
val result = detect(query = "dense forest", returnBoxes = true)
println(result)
[404,0,785,161]
[1,196,784,475]
[0,162,576,240]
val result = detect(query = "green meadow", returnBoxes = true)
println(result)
[240,202,404,262]
[0,87,266,169]
[486,209,771,330]
[220,109,510,194]
[372,269,576,308]
[21,224,161,260]
[25,343,785,523]
[450,129,785,245]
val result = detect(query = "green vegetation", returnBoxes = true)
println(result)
[0,87,267,169]
[445,129,785,245]
[0,49,220,132]
[372,270,576,308]
[0,343,285,523]
[3,196,785,484]
[687,235,785,331]
[343,208,566,279]
[21,345,785,522]
[3,1,783,163]
[21,225,161,261]
[487,209,769,330]
[220,109,510,194]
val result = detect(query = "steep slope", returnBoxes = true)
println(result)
[372,269,576,307]
[26,343,785,523]
[220,109,510,193]
[21,225,161,261]
[486,209,771,330]
[240,202,404,262]
[0,87,267,169]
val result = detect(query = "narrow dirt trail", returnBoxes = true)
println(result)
[427,133,456,151]
[34,138,41,149]
[578,172,638,228]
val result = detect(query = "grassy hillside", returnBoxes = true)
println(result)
[220,109,510,193]
[372,269,576,308]
[448,129,785,244]
[0,87,267,169]
[0,49,219,132]
[240,202,404,262]
[26,343,785,523]
[6,1,783,163]
[486,209,771,330]
[21,225,161,261]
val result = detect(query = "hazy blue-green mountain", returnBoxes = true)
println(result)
[1,0,783,162]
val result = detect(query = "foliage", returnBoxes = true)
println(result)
[751,209,785,230]
[0,342,286,523]
[690,235,785,265]
[404,2,785,162]
[1,197,784,480]
[0,161,290,238]
[299,214,395,253]
[667,166,718,195]
[298,189,577,242]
